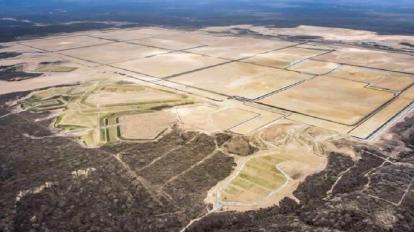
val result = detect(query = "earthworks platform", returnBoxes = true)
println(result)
[6,27,414,140]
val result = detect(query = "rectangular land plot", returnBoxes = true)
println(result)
[188,37,296,60]
[118,111,177,140]
[61,42,168,64]
[131,35,204,50]
[349,96,413,139]
[230,112,283,135]
[171,62,311,99]
[258,76,395,125]
[288,60,339,75]
[174,105,259,132]
[316,48,414,74]
[244,47,328,69]
[88,28,180,41]
[326,65,414,91]
[20,36,112,52]
[113,52,226,78]
[287,113,354,134]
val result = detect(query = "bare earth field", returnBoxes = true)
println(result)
[1,25,414,232]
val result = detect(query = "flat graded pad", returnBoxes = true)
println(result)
[258,76,395,125]
[131,35,204,50]
[243,47,328,68]
[287,113,353,134]
[88,28,180,41]
[60,42,168,64]
[84,84,186,107]
[211,108,259,131]
[118,111,177,140]
[188,37,296,60]
[288,60,339,75]
[349,96,413,139]
[0,43,42,53]
[316,47,414,74]
[230,113,283,135]
[112,52,227,78]
[174,105,259,132]
[349,88,414,139]
[171,62,311,99]
[20,36,112,52]
[326,65,414,91]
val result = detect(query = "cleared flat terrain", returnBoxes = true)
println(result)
[171,62,311,99]
[244,47,327,68]
[188,37,296,60]
[327,65,414,91]
[316,47,414,73]
[60,42,168,64]
[259,76,395,125]
[20,35,112,51]
[2,26,413,141]
[113,52,226,78]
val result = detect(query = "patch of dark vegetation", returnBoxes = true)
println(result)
[223,135,258,156]
[39,60,65,65]
[0,52,21,59]
[226,28,279,40]
[0,64,42,81]
[285,35,323,41]
[188,113,414,232]
[359,41,396,51]
[401,42,414,48]
[0,92,236,232]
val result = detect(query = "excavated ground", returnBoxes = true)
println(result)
[187,114,414,232]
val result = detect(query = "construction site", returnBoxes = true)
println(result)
[1,26,414,231]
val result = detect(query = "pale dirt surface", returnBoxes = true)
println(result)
[188,36,297,60]
[119,111,177,140]
[171,61,311,99]
[349,96,413,139]
[230,112,283,135]
[327,65,414,92]
[112,52,227,78]
[316,47,414,73]
[84,84,184,106]
[400,85,414,100]
[20,35,112,52]
[1,25,414,217]
[87,27,182,42]
[172,104,259,133]
[0,68,106,95]
[60,42,168,65]
[131,36,204,50]
[244,47,327,68]
[287,113,354,134]
[259,76,395,125]
[288,59,340,75]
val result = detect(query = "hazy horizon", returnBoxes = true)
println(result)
[1,0,413,41]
